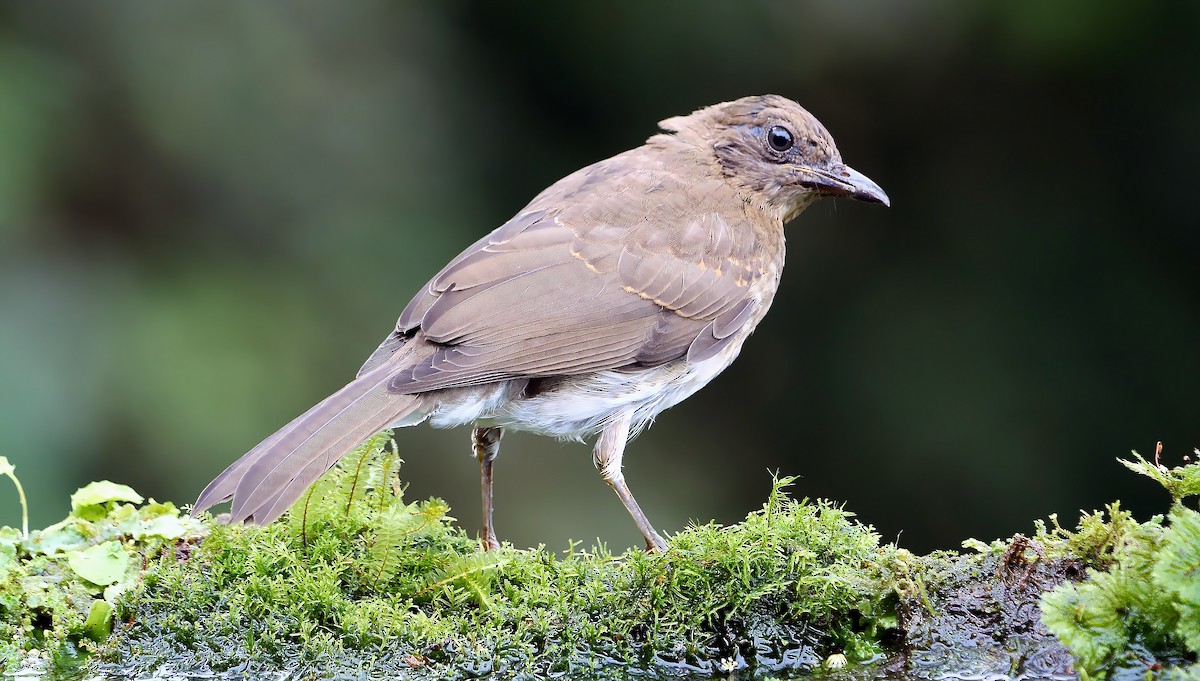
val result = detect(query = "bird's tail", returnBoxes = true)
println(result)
[192,366,424,524]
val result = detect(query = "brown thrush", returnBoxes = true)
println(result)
[193,95,889,552]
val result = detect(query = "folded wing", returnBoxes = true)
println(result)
[359,157,769,393]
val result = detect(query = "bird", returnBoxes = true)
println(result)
[193,94,889,552]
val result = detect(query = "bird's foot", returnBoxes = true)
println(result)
[644,532,668,553]
[481,530,500,552]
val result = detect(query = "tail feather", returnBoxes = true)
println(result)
[193,401,325,514]
[239,392,404,523]
[193,366,423,524]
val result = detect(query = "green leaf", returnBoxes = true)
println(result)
[70,481,143,520]
[103,581,129,604]
[67,540,133,587]
[134,513,192,541]
[21,575,51,610]
[81,598,113,642]
[104,499,202,542]
[26,518,92,555]
[139,500,180,518]
[0,531,17,580]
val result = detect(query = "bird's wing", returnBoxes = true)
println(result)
[359,158,769,393]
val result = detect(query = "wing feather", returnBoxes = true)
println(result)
[365,152,771,393]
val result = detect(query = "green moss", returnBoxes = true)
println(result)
[100,433,898,678]
[1040,452,1200,679]
[9,440,1197,678]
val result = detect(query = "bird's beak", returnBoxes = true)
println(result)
[802,164,890,207]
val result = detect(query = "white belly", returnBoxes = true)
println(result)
[419,342,742,440]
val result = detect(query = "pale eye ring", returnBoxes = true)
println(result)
[766,125,794,152]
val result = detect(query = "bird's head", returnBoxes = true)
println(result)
[657,94,889,223]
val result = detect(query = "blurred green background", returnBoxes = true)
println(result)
[0,1,1196,554]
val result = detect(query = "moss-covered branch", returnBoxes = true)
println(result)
[2,441,1198,679]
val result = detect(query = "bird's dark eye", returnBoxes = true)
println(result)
[766,125,794,152]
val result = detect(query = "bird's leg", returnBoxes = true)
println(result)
[594,412,668,553]
[471,426,503,551]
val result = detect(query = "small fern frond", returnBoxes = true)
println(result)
[366,504,429,589]
[414,553,510,607]
[284,430,399,541]
[343,431,393,514]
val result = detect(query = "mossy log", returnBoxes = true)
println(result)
[2,442,1197,680]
